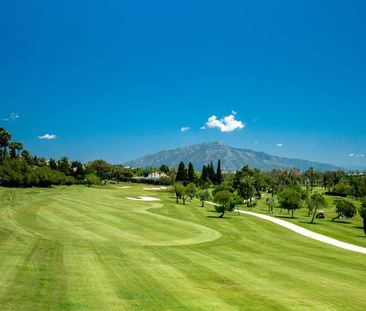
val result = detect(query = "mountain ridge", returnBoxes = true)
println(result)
[124,141,341,172]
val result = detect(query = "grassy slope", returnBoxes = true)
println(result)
[249,190,366,248]
[0,184,365,311]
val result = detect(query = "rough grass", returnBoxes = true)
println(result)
[0,184,365,310]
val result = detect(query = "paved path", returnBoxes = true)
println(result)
[240,210,366,254]
[205,202,366,254]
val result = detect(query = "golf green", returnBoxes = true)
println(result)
[0,184,365,310]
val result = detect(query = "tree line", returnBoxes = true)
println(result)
[1,126,366,232]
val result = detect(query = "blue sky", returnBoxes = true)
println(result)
[1,0,366,167]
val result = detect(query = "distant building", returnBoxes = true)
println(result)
[146,172,167,180]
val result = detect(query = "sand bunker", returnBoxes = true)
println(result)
[126,196,161,201]
[116,186,131,189]
[143,187,168,190]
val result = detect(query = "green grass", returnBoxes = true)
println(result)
[0,184,366,310]
[250,191,366,248]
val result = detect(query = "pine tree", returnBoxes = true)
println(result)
[201,165,208,182]
[208,161,216,184]
[188,162,195,183]
[49,158,58,170]
[216,159,223,184]
[176,161,187,183]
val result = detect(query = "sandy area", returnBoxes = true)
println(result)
[116,186,131,189]
[126,196,161,201]
[143,187,168,190]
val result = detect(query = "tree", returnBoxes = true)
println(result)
[8,142,22,159]
[9,142,17,159]
[332,200,356,221]
[266,197,275,213]
[304,167,317,191]
[34,166,69,187]
[85,173,101,187]
[172,183,185,203]
[187,162,195,183]
[159,164,170,174]
[0,128,11,160]
[176,161,187,184]
[207,161,216,183]
[200,165,209,183]
[49,158,58,170]
[237,176,255,206]
[57,156,72,175]
[15,142,23,157]
[21,150,31,164]
[359,198,366,235]
[308,194,327,224]
[216,159,223,185]
[0,158,29,186]
[233,165,256,191]
[197,189,211,207]
[213,190,235,218]
[88,159,112,184]
[278,188,302,218]
[71,161,85,180]
[185,182,197,201]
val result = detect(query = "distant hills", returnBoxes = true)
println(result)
[124,141,341,172]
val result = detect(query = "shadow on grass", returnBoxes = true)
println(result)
[354,226,364,229]
[299,221,321,225]
[331,220,352,224]
[275,215,299,220]
[206,215,231,219]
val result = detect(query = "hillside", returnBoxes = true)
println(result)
[124,141,340,171]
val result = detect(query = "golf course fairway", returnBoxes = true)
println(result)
[0,184,365,310]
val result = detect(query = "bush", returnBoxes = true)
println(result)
[85,174,101,186]
[247,201,257,207]
[324,191,347,197]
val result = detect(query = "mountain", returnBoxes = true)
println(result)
[124,141,341,172]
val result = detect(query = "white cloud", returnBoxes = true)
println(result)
[349,153,364,158]
[276,143,283,148]
[180,127,190,133]
[199,126,206,130]
[252,116,259,124]
[205,113,245,133]
[38,134,57,140]
[2,112,19,122]
[10,113,19,120]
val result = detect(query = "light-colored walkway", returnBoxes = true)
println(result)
[240,210,366,254]
[205,202,366,254]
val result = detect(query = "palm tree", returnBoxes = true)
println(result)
[9,142,17,158]
[9,142,22,158]
[15,142,23,157]
[21,149,31,164]
[0,127,12,160]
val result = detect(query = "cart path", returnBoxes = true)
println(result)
[205,202,366,254]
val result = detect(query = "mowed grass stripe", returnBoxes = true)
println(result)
[0,238,68,311]
[19,191,222,246]
[0,185,366,310]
